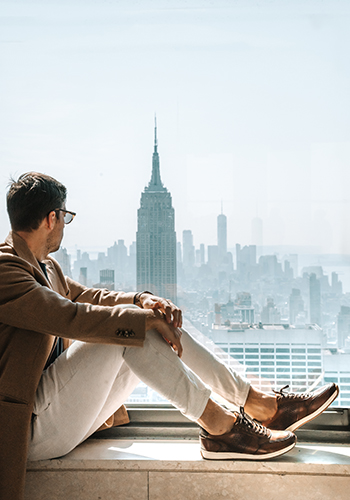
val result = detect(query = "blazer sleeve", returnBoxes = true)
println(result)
[66,276,136,307]
[0,255,146,346]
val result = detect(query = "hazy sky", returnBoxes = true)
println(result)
[1,0,350,255]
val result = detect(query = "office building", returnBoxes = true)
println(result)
[323,352,350,406]
[251,216,263,247]
[310,273,321,325]
[210,324,323,394]
[136,121,177,303]
[99,269,115,291]
[236,244,256,277]
[337,306,350,349]
[289,288,304,325]
[182,230,195,269]
[217,212,227,260]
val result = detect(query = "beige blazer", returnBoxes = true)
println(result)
[0,232,146,500]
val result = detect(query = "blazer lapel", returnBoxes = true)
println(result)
[5,231,52,289]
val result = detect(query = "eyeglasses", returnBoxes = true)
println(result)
[54,209,76,225]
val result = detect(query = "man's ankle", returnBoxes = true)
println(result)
[244,387,277,422]
[197,399,237,435]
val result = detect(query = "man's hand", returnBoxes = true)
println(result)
[139,294,182,328]
[145,308,183,357]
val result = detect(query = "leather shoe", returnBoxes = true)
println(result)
[200,407,296,460]
[260,383,339,432]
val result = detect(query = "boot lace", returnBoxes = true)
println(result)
[273,385,311,400]
[237,406,269,437]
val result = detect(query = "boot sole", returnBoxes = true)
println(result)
[201,440,296,460]
[286,385,340,432]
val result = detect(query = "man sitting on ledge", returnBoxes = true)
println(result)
[0,172,339,500]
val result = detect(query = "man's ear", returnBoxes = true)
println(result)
[46,210,57,230]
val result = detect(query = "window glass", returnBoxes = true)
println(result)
[1,0,349,409]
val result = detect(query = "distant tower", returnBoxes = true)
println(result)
[251,217,263,247]
[100,269,115,291]
[309,273,321,325]
[182,230,195,269]
[217,207,227,261]
[289,288,304,325]
[337,306,350,348]
[136,119,177,303]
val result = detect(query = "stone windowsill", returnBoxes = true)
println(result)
[25,438,350,500]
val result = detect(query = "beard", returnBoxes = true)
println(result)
[46,229,64,256]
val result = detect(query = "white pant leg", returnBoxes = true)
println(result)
[122,329,211,421]
[28,330,210,460]
[180,328,251,408]
[28,340,139,460]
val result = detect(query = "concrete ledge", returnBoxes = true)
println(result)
[26,439,350,500]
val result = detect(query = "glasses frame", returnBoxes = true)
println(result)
[54,209,76,225]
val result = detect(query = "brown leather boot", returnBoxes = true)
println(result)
[200,407,296,460]
[260,383,339,432]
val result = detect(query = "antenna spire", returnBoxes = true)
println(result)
[147,115,165,191]
[154,114,158,152]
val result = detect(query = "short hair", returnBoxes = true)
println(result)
[7,172,67,231]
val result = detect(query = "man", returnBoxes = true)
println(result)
[0,172,339,500]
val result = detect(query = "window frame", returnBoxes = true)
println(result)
[94,404,350,444]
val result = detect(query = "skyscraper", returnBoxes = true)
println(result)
[251,216,263,247]
[309,273,321,325]
[136,120,177,303]
[217,212,227,261]
[289,288,304,325]
[337,306,350,348]
[182,229,195,269]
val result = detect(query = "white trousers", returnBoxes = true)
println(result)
[28,309,250,461]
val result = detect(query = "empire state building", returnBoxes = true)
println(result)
[136,121,177,303]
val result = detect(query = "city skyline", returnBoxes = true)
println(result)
[1,0,350,254]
